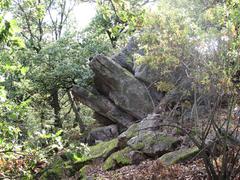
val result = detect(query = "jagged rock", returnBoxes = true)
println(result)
[112,38,164,105]
[87,125,119,145]
[127,131,180,157]
[85,138,119,160]
[158,147,199,165]
[112,37,138,72]
[134,63,161,85]
[119,114,167,140]
[90,54,154,119]
[103,147,146,171]
[93,112,113,126]
[118,114,169,148]
[71,85,136,128]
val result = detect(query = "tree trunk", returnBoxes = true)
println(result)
[50,87,62,128]
[40,111,45,130]
[68,91,85,132]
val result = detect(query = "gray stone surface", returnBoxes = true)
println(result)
[127,131,180,156]
[90,54,154,119]
[71,85,136,128]
[87,125,119,145]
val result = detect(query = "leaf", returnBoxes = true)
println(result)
[55,130,63,137]
[113,0,121,4]
[20,67,29,75]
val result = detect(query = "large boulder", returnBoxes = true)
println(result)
[118,114,173,150]
[118,114,169,141]
[87,125,119,145]
[89,54,154,119]
[127,131,180,157]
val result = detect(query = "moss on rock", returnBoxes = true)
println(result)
[103,147,132,171]
[124,123,139,139]
[79,165,91,180]
[40,139,119,179]
[127,132,180,156]
[74,138,119,169]
[158,147,199,165]
[89,138,118,159]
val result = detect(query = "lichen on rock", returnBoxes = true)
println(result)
[119,123,139,139]
[89,138,119,159]
[74,138,119,169]
[103,147,145,171]
[158,146,199,165]
[127,131,180,156]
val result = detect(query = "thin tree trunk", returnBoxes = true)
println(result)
[40,111,45,130]
[68,91,85,132]
[50,87,62,128]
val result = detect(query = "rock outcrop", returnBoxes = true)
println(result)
[127,131,180,157]
[89,54,154,119]
[71,37,199,131]
[71,52,156,130]
[69,38,209,172]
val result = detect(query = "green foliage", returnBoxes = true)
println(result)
[2,0,240,179]
[155,81,175,93]
[0,0,11,8]
[30,36,92,92]
[136,0,240,96]
[136,0,199,68]
[0,121,20,147]
[95,0,145,47]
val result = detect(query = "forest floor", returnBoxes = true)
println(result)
[77,108,240,180]
[83,158,207,180]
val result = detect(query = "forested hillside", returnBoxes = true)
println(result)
[0,0,240,179]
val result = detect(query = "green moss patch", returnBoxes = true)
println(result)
[74,138,119,169]
[89,138,118,159]
[124,123,139,139]
[103,147,132,171]
[128,132,179,156]
[40,139,119,179]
